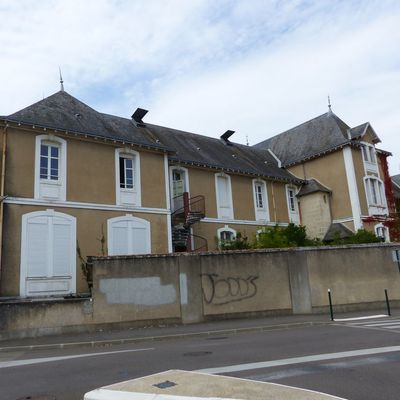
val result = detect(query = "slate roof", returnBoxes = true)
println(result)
[4,91,169,152]
[254,112,378,167]
[145,122,298,181]
[2,91,301,183]
[297,179,331,197]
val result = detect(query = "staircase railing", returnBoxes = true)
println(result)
[171,193,205,227]
[189,234,208,252]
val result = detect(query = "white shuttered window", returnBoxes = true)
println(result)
[20,210,76,297]
[108,215,151,256]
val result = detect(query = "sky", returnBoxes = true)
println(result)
[0,0,399,174]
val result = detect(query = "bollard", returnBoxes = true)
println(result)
[384,289,391,316]
[328,289,334,321]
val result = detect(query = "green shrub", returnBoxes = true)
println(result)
[330,229,381,245]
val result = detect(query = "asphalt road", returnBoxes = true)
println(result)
[1,317,400,400]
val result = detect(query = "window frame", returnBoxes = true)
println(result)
[286,184,300,224]
[34,135,67,201]
[215,172,234,220]
[20,209,76,297]
[361,142,378,173]
[364,176,386,207]
[252,179,269,221]
[115,148,141,206]
[107,214,151,256]
[217,225,236,244]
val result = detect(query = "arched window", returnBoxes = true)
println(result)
[375,223,389,242]
[35,135,67,200]
[20,210,76,297]
[107,214,151,255]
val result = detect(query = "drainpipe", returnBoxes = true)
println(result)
[271,182,277,222]
[0,124,7,292]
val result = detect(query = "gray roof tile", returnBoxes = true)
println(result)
[253,112,352,166]
[4,91,301,183]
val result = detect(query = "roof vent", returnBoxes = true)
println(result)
[220,130,235,145]
[131,108,148,127]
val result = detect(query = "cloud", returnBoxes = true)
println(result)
[0,0,399,173]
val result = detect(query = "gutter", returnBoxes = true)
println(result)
[0,124,7,293]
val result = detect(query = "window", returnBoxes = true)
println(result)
[215,173,233,219]
[40,142,59,180]
[119,157,134,189]
[286,185,300,224]
[375,223,389,242]
[217,225,236,248]
[107,215,151,255]
[287,188,296,212]
[252,179,269,221]
[364,177,385,206]
[35,135,67,200]
[20,210,76,297]
[362,144,376,164]
[115,148,141,206]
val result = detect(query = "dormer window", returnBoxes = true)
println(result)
[115,148,141,206]
[35,135,67,201]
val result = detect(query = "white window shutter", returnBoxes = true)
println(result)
[26,216,49,277]
[111,221,130,255]
[52,217,73,276]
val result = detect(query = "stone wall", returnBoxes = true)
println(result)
[1,243,400,339]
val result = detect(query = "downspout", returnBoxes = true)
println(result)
[271,182,277,222]
[0,124,7,292]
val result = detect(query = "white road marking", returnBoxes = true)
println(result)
[0,347,154,369]
[363,321,400,327]
[196,346,400,374]
[333,314,387,322]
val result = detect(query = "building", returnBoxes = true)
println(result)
[0,90,394,298]
[255,109,393,241]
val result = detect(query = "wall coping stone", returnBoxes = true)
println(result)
[88,242,400,263]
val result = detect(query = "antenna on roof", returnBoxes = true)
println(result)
[59,67,64,92]
[327,95,332,114]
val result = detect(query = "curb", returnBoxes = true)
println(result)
[0,320,329,352]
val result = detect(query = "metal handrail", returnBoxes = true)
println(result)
[171,194,205,218]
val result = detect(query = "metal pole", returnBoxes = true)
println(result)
[385,289,391,316]
[328,289,334,321]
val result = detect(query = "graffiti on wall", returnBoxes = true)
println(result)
[201,273,259,305]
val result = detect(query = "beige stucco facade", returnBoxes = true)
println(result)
[288,150,352,222]
[2,203,169,296]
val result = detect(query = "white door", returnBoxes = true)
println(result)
[108,215,151,256]
[20,210,76,297]
[171,169,186,212]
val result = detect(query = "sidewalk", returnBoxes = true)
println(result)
[0,309,395,352]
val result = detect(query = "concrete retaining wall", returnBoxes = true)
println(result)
[1,243,400,339]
